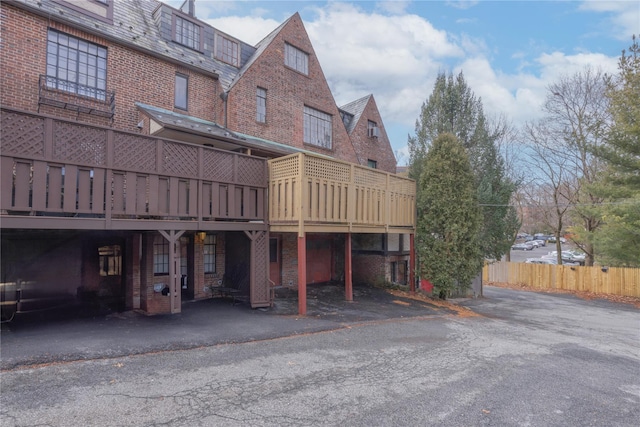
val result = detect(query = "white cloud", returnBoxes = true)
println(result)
[579,1,640,40]
[375,0,411,15]
[445,1,479,11]
[304,2,462,125]
[536,51,619,81]
[204,16,281,44]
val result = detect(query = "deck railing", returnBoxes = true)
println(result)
[268,153,416,234]
[1,108,268,230]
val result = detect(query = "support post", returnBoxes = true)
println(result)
[297,234,307,315]
[159,230,185,314]
[410,233,416,294]
[345,233,353,302]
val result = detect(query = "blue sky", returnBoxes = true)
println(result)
[164,1,639,164]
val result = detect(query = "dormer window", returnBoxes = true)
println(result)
[215,34,240,67]
[53,0,113,23]
[340,111,353,128]
[173,14,201,51]
[285,43,308,75]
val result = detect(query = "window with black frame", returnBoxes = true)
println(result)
[303,106,332,149]
[46,29,107,101]
[203,235,216,274]
[153,238,169,275]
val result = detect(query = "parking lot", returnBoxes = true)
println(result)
[509,241,565,263]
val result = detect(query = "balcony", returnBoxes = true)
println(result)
[38,75,115,121]
[0,108,268,231]
[268,153,416,235]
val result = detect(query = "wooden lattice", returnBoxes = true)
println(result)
[113,132,157,172]
[305,155,350,182]
[389,175,416,196]
[251,231,270,306]
[54,121,106,165]
[0,111,45,157]
[162,141,198,177]
[354,166,387,188]
[237,156,266,186]
[203,149,234,182]
[269,154,300,180]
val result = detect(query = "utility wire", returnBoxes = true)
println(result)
[479,200,640,208]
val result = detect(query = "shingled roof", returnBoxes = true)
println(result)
[12,0,257,90]
[339,94,373,134]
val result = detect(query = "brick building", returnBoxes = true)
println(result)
[1,0,415,319]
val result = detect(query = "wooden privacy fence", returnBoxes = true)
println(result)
[1,108,267,228]
[483,261,640,297]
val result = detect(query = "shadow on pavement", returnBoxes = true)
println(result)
[1,283,456,371]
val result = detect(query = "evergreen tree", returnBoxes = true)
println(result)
[592,36,640,266]
[408,71,518,262]
[416,133,482,298]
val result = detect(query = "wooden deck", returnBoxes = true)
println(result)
[1,108,268,232]
[268,153,416,235]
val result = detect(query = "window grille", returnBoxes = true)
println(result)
[303,106,332,149]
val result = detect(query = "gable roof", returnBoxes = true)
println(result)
[339,94,373,134]
[225,15,293,92]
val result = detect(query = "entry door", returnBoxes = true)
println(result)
[306,235,332,284]
[269,237,281,286]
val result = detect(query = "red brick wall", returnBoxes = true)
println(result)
[225,13,358,163]
[352,253,410,286]
[349,97,398,173]
[0,3,220,133]
[276,233,345,289]
[140,233,171,315]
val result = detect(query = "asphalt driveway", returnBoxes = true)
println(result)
[0,283,456,371]
[1,286,638,426]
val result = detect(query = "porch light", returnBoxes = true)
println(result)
[196,231,207,242]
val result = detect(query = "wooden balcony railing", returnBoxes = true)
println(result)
[268,153,416,235]
[0,108,268,231]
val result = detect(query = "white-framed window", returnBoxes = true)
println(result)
[304,106,332,149]
[175,73,188,110]
[174,15,200,50]
[256,87,267,123]
[284,43,308,75]
[368,120,379,138]
[203,234,216,274]
[215,34,240,66]
[46,29,108,101]
[154,238,169,275]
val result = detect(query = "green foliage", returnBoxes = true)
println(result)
[416,133,483,298]
[408,71,518,262]
[590,36,640,266]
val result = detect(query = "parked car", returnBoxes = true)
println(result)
[528,257,580,266]
[548,236,567,244]
[532,239,546,247]
[545,251,585,265]
[526,258,559,265]
[512,243,533,251]
[527,241,540,249]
